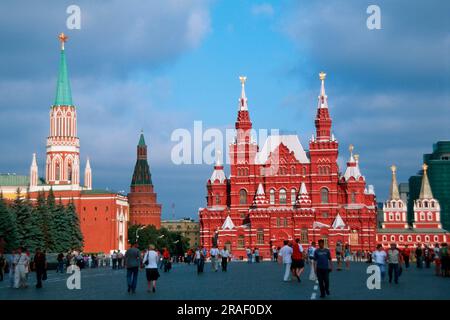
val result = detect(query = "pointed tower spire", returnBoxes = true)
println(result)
[296,182,311,206]
[318,71,328,109]
[238,76,248,111]
[84,157,92,190]
[210,150,226,183]
[30,153,38,187]
[131,131,153,186]
[419,163,433,199]
[253,183,268,205]
[55,33,72,106]
[389,165,400,200]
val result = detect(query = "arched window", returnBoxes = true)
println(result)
[257,228,264,245]
[291,188,296,205]
[279,189,287,204]
[215,194,220,205]
[427,212,433,221]
[351,192,356,204]
[301,228,308,243]
[55,161,60,181]
[302,167,307,176]
[269,189,275,205]
[284,218,288,227]
[239,189,247,204]
[237,235,245,249]
[67,162,72,181]
[276,217,280,227]
[320,188,329,204]
[291,166,296,175]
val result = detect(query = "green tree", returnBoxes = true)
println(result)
[12,189,43,251]
[128,224,189,255]
[52,198,72,253]
[0,192,18,252]
[66,199,83,251]
[36,191,54,251]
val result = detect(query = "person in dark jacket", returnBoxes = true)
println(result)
[33,248,47,289]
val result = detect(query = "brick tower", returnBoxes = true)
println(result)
[128,131,162,227]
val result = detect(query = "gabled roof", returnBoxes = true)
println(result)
[255,135,309,164]
[332,213,346,229]
[210,169,226,183]
[221,215,235,230]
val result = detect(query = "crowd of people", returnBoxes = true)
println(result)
[1,240,448,297]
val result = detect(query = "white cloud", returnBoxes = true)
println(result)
[251,3,274,17]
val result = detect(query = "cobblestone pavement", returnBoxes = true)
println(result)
[0,261,448,300]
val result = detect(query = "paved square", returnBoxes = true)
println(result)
[1,261,449,300]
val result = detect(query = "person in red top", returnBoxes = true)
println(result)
[402,244,411,269]
[290,239,305,283]
[162,248,171,272]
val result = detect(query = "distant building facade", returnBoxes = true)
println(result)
[407,141,450,230]
[161,218,200,248]
[0,34,129,253]
[377,165,448,247]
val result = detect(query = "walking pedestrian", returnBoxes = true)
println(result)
[246,247,252,264]
[220,246,230,272]
[308,242,317,281]
[344,244,351,270]
[56,253,64,273]
[424,245,433,268]
[254,248,260,263]
[278,240,293,282]
[8,250,16,288]
[387,243,402,284]
[402,245,410,269]
[143,244,160,293]
[125,243,140,294]
[162,248,171,272]
[291,238,305,282]
[33,248,47,289]
[335,241,343,271]
[0,252,5,281]
[313,239,332,298]
[112,251,118,269]
[196,246,205,274]
[372,244,387,281]
[272,246,278,262]
[14,247,29,289]
[433,243,441,276]
[415,243,423,268]
[439,242,449,277]
[210,245,219,272]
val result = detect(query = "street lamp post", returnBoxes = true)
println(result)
[135,226,146,244]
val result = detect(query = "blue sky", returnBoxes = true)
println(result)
[0,0,449,219]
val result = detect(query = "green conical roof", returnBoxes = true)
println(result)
[138,132,146,146]
[54,49,73,106]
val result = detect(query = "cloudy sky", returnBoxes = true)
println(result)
[0,0,448,219]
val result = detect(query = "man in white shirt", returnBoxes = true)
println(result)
[210,246,219,272]
[220,247,230,272]
[279,240,293,281]
[372,244,387,281]
[14,247,29,289]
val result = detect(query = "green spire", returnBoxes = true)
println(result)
[138,131,146,146]
[54,33,73,106]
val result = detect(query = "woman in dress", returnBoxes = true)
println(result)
[344,244,351,270]
[143,244,160,293]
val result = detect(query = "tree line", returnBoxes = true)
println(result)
[128,224,190,255]
[0,189,83,253]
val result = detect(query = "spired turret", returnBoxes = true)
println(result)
[128,131,162,227]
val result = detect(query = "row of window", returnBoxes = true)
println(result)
[234,229,310,249]
[238,188,330,205]
[381,234,440,243]
[237,167,309,176]
[417,201,436,208]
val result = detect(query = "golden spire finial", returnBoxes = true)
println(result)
[319,71,326,81]
[349,144,354,153]
[239,76,247,85]
[391,165,397,173]
[422,163,428,172]
[58,32,68,50]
